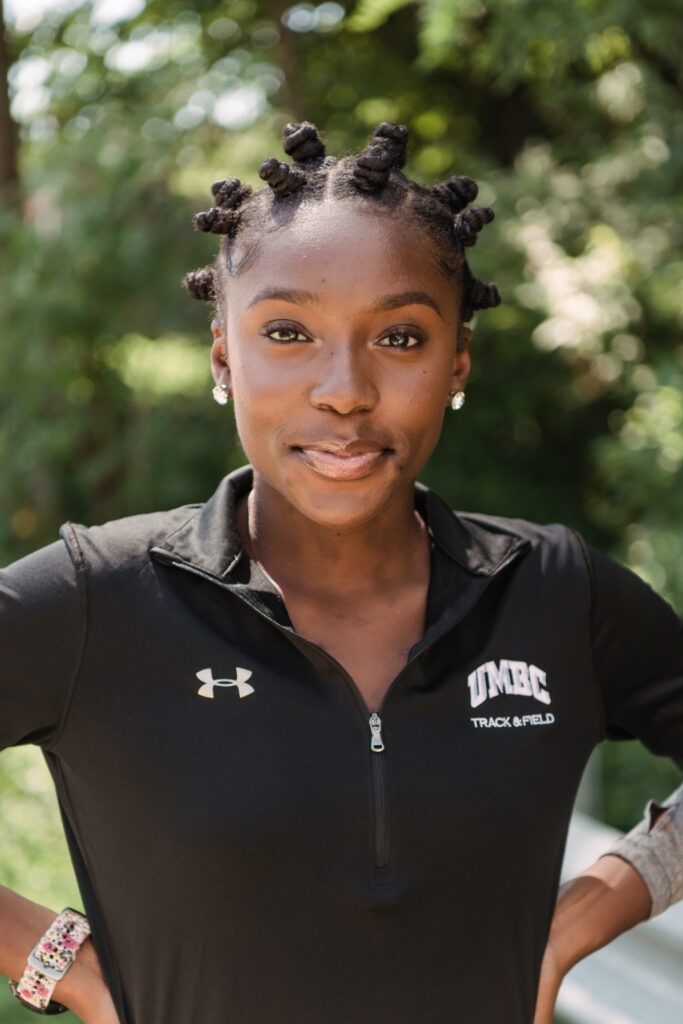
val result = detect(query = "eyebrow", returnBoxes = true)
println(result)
[371,290,442,317]
[247,287,318,309]
[247,287,442,317]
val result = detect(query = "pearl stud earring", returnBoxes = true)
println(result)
[449,390,466,411]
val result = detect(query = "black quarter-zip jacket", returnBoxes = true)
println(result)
[1,465,682,1024]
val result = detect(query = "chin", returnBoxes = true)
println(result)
[285,470,411,532]
[247,441,425,530]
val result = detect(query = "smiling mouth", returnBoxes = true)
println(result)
[294,444,392,481]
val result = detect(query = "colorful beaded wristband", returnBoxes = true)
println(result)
[9,907,91,1015]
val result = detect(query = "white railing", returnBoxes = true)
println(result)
[557,812,683,1023]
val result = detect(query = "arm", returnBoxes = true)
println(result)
[0,540,118,1019]
[535,539,683,1020]
[533,855,652,1024]
[604,782,683,918]
[0,886,120,1023]
[534,782,683,1023]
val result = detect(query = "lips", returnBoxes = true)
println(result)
[294,439,391,481]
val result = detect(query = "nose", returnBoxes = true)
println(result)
[309,343,379,415]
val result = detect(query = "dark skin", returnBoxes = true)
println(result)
[0,197,650,1024]
[210,200,470,712]
[209,196,652,1021]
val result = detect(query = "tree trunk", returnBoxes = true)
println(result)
[0,0,20,206]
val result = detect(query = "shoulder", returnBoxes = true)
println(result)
[454,508,587,578]
[457,511,576,546]
[421,484,588,578]
[60,502,202,576]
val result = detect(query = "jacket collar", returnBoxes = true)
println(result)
[149,465,529,579]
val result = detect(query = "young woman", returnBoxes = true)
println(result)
[1,121,681,1024]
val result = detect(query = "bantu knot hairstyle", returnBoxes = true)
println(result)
[193,177,252,236]
[211,178,252,209]
[193,207,237,235]
[183,120,500,324]
[469,278,501,310]
[282,121,326,163]
[259,157,304,197]
[454,206,495,248]
[432,175,478,214]
[258,121,326,197]
[182,265,216,302]
[373,122,408,168]
[353,121,408,193]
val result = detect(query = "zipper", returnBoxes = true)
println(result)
[149,548,519,874]
[152,549,397,871]
[149,547,517,717]
[369,712,384,752]
[150,549,378,722]
[368,713,389,868]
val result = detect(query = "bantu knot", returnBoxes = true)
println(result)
[372,122,408,169]
[469,278,501,311]
[282,121,326,163]
[432,175,478,214]
[353,122,409,192]
[210,178,252,210]
[193,207,239,236]
[454,206,495,248]
[259,157,305,197]
[353,142,391,191]
[182,267,216,302]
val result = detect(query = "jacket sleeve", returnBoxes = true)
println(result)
[581,539,683,767]
[604,784,683,918]
[0,528,85,750]
[581,538,683,916]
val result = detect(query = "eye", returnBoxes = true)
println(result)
[262,322,310,343]
[377,330,424,350]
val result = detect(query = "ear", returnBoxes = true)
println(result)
[210,318,232,390]
[451,326,472,391]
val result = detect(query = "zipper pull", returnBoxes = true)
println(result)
[369,713,385,752]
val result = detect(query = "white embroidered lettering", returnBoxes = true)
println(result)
[467,660,552,708]
[468,669,488,709]
[472,712,555,729]
[529,664,550,705]
[486,659,513,698]
[509,660,532,696]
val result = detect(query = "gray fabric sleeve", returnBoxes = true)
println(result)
[603,783,683,918]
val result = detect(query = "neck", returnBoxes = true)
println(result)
[237,473,429,599]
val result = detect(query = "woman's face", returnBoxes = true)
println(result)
[211,200,471,531]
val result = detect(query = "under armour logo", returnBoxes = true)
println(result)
[195,667,254,699]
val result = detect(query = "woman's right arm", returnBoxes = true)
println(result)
[0,886,120,1023]
[1,538,119,1020]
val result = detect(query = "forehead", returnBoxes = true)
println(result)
[225,200,460,318]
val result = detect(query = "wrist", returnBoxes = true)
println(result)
[54,938,104,1019]
[10,907,91,1015]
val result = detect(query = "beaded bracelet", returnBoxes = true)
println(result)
[9,907,91,1015]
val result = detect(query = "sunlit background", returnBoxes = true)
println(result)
[0,1,681,1018]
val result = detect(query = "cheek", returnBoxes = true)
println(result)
[382,350,452,414]
[402,360,453,454]
[227,322,308,397]
[379,368,448,465]
[228,346,302,457]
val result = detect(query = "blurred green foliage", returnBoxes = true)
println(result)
[0,747,78,1022]
[0,0,681,929]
